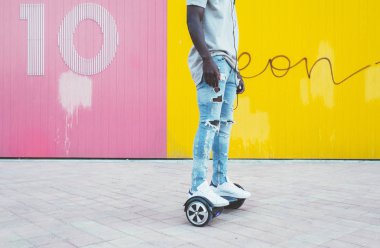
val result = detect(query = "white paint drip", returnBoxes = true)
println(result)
[59,70,92,154]
[365,66,380,102]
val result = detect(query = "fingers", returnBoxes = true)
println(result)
[204,72,219,88]
[237,81,245,94]
[237,87,245,94]
[213,71,219,88]
[204,74,211,86]
[202,58,220,88]
[204,73,215,87]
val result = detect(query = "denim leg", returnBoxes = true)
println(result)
[212,73,237,186]
[191,87,224,192]
[191,56,229,192]
[192,123,218,192]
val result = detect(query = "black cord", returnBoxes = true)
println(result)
[231,0,239,110]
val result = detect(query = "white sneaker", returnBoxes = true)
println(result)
[188,181,229,207]
[211,178,251,199]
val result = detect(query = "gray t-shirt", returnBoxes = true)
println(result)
[187,0,239,85]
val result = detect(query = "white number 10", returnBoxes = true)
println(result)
[20,3,119,76]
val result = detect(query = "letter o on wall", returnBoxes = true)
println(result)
[58,3,119,75]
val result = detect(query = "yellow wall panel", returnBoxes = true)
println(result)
[168,0,380,159]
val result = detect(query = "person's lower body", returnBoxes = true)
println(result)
[189,56,250,204]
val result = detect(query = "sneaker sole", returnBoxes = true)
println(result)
[213,202,230,207]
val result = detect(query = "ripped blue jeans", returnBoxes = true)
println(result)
[191,55,237,192]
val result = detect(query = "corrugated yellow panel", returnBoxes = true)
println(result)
[168,0,380,159]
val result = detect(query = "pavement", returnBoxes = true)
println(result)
[0,159,380,248]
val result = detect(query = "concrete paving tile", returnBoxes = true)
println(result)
[71,220,126,240]
[349,229,380,240]
[110,222,149,236]
[175,242,201,248]
[144,237,188,248]
[337,233,380,247]
[64,232,104,247]
[3,239,35,248]
[157,226,190,236]
[37,240,78,248]
[142,221,172,231]
[127,216,158,226]
[335,219,371,230]
[291,231,343,246]
[108,236,144,247]
[223,235,274,248]
[82,241,118,248]
[193,237,238,248]
[0,218,32,231]
[48,223,89,239]
[31,219,67,233]
[320,239,366,248]
[0,230,22,243]
[160,216,187,225]
[14,224,49,239]
[278,239,320,248]
[0,210,17,223]
[18,212,57,224]
[364,224,380,233]
[130,230,172,242]
[175,232,210,244]
[236,219,299,238]
[27,233,63,247]
[93,216,125,226]
[125,242,161,248]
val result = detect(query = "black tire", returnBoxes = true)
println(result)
[185,198,212,227]
[225,198,245,209]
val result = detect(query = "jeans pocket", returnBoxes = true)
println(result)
[196,79,211,91]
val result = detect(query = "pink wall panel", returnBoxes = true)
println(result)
[0,0,167,158]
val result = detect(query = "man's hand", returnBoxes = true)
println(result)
[236,72,245,94]
[202,57,220,88]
